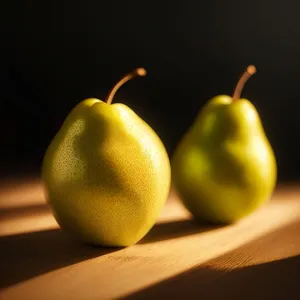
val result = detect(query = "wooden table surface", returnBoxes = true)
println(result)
[1,178,300,300]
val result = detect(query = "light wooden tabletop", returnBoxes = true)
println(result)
[1,178,300,300]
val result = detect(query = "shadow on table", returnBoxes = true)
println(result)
[123,219,300,300]
[0,219,221,288]
[0,203,51,220]
[0,203,222,288]
[139,218,223,244]
[0,228,120,288]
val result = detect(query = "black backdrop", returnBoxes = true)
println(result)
[1,0,300,181]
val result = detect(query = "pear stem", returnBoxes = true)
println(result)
[105,68,147,105]
[232,65,257,102]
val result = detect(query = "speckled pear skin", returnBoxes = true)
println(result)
[42,98,171,247]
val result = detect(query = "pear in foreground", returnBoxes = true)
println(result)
[42,68,171,247]
[172,65,277,224]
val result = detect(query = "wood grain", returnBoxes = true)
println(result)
[1,179,300,300]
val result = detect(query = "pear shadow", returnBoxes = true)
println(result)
[123,218,300,299]
[0,228,120,288]
[0,203,50,221]
[139,218,223,244]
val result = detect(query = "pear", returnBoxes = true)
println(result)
[42,68,171,247]
[172,65,277,224]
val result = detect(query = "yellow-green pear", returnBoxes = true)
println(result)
[172,66,277,224]
[42,68,171,247]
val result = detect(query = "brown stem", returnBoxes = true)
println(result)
[232,65,257,102]
[105,68,147,105]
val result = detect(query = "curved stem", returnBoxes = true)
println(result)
[232,65,256,102]
[105,68,147,105]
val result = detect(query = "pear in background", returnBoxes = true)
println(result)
[172,66,277,224]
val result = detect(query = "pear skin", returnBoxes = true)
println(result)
[42,69,171,247]
[172,66,277,224]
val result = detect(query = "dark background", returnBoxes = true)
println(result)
[1,0,299,181]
